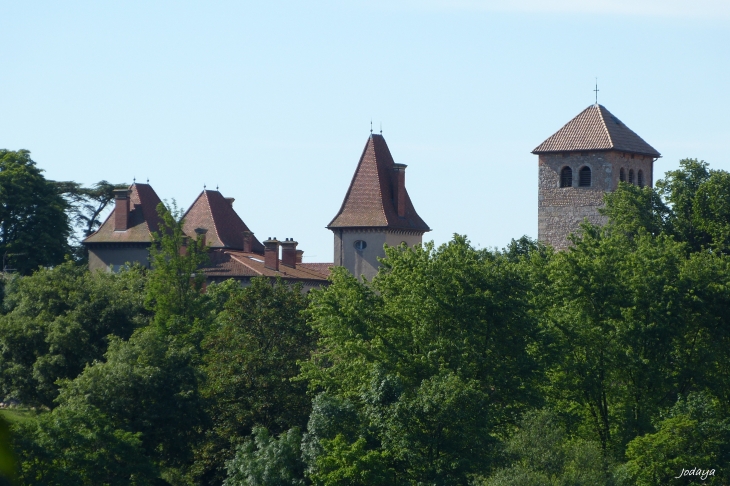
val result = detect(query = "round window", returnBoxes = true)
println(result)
[354,240,367,251]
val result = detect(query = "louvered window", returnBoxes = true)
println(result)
[560,167,573,187]
[579,166,591,187]
[638,170,644,188]
[620,168,626,182]
[629,169,634,184]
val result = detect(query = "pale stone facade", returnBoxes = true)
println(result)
[333,229,423,281]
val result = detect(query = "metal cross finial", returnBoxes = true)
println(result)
[370,119,373,134]
[216,184,219,191]
[146,178,149,184]
[204,183,206,190]
[380,122,382,135]
[133,176,136,183]
[594,78,599,105]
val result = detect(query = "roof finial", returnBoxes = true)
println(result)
[380,122,382,135]
[204,183,206,190]
[146,178,149,184]
[216,184,219,191]
[594,78,599,105]
[370,119,373,134]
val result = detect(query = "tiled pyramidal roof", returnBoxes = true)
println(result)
[328,134,430,232]
[532,104,660,157]
[84,183,163,244]
[182,190,265,253]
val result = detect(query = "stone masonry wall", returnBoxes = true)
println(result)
[538,151,654,250]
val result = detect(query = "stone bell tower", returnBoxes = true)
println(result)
[327,133,430,280]
[533,104,660,250]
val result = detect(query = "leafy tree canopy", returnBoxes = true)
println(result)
[0,149,71,275]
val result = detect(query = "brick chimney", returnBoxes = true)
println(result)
[263,238,280,271]
[296,250,303,264]
[280,238,298,268]
[113,189,130,231]
[392,163,407,218]
[194,227,208,248]
[243,230,255,253]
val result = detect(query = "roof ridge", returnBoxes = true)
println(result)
[596,104,614,149]
[204,191,223,245]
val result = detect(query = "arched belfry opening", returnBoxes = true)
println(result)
[579,166,591,187]
[560,167,573,187]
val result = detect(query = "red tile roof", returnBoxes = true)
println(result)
[532,104,660,157]
[83,183,164,244]
[202,249,329,282]
[327,134,430,232]
[298,262,333,278]
[182,190,265,253]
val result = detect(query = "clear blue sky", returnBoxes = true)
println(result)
[2,1,728,262]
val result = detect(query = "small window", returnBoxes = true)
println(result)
[629,169,634,184]
[638,170,644,188]
[354,240,367,251]
[560,167,573,187]
[579,166,591,187]
[620,168,626,182]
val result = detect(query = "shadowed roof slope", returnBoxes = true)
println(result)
[327,134,430,232]
[182,190,264,253]
[84,183,163,244]
[532,104,660,157]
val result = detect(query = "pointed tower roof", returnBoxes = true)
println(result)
[84,183,163,244]
[182,190,265,253]
[532,104,660,157]
[327,134,430,232]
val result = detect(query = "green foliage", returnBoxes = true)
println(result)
[617,392,730,485]
[54,327,206,469]
[543,224,730,454]
[195,277,312,484]
[223,427,307,486]
[300,237,540,484]
[0,261,148,407]
[0,149,71,274]
[0,415,16,486]
[478,409,606,486]
[146,203,210,342]
[11,405,156,486]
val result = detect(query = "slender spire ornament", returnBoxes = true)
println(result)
[594,78,599,104]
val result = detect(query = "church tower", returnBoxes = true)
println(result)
[533,104,660,249]
[328,133,430,280]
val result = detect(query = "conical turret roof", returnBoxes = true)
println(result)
[327,134,430,232]
[532,104,660,157]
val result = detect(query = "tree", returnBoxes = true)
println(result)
[0,261,149,407]
[0,149,71,275]
[617,392,730,485]
[223,427,307,486]
[11,405,157,486]
[145,202,210,342]
[194,277,312,485]
[477,409,606,486]
[300,237,540,484]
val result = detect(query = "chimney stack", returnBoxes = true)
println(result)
[113,189,131,231]
[194,227,208,248]
[225,197,235,207]
[392,163,407,218]
[243,231,255,253]
[263,238,280,271]
[296,250,303,264]
[280,238,298,268]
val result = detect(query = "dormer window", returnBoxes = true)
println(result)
[560,167,573,187]
[579,166,591,187]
